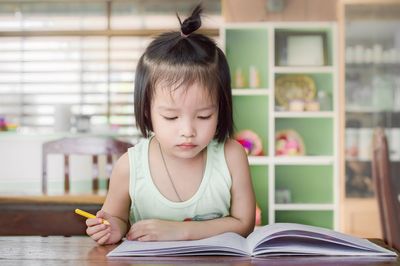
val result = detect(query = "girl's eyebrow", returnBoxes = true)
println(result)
[196,105,217,111]
[157,105,217,111]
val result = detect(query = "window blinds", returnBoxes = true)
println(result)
[0,0,221,136]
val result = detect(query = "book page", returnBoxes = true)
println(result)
[246,223,396,256]
[252,236,395,256]
[108,232,250,257]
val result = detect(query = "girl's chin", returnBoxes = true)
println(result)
[173,147,205,158]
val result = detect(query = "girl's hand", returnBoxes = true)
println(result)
[126,219,186,241]
[85,210,123,245]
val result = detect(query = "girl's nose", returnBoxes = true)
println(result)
[180,119,196,138]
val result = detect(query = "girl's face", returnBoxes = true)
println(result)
[150,82,218,159]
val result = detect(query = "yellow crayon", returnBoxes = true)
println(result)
[74,208,110,225]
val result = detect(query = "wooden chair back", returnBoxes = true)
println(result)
[42,137,133,195]
[371,128,400,251]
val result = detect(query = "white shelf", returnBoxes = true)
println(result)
[248,156,335,165]
[248,156,270,165]
[274,203,335,211]
[346,106,392,113]
[274,66,334,73]
[274,111,334,118]
[345,157,371,162]
[346,157,400,162]
[274,156,335,165]
[232,89,270,96]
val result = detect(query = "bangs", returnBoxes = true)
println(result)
[146,59,220,102]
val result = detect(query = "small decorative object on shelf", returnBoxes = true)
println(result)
[275,75,316,110]
[0,117,7,131]
[288,99,305,111]
[275,129,305,156]
[275,31,328,66]
[345,128,359,159]
[0,117,16,132]
[275,188,292,203]
[358,128,372,160]
[305,100,320,111]
[235,67,245,88]
[235,129,263,156]
[317,90,332,111]
[249,65,260,88]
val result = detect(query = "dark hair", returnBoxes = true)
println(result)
[134,5,233,143]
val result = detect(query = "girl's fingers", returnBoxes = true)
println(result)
[86,223,108,236]
[127,228,145,241]
[138,235,154,242]
[86,217,104,227]
[127,222,144,240]
[97,233,111,245]
[96,209,111,220]
[90,226,111,241]
[126,230,135,240]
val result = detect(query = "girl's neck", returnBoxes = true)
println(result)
[149,137,207,202]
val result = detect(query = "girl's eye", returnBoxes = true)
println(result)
[162,116,177,121]
[198,115,212,120]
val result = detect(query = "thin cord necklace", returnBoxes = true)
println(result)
[158,141,184,202]
[157,141,205,202]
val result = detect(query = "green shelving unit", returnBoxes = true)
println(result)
[224,22,339,229]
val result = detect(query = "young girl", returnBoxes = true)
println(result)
[85,5,255,245]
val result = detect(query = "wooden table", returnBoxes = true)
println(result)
[0,236,398,265]
[0,195,104,236]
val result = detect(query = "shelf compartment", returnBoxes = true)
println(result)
[274,73,334,112]
[275,210,334,229]
[251,165,269,225]
[275,165,333,204]
[233,95,269,154]
[274,26,335,67]
[275,118,333,156]
[225,28,269,89]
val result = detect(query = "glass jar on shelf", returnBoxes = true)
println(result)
[317,90,332,111]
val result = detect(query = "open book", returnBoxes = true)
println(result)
[107,223,397,257]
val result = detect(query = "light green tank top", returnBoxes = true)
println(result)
[128,137,232,224]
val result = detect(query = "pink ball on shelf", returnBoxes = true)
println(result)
[234,130,264,156]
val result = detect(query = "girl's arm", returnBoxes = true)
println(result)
[126,139,256,241]
[85,152,131,245]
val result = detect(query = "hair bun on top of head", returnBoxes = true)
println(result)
[177,4,202,37]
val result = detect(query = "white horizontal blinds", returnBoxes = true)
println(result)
[109,36,151,135]
[0,37,21,123]
[0,37,109,132]
[0,0,221,135]
[0,2,111,133]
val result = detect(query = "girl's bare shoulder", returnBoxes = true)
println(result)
[111,152,130,181]
[223,138,248,174]
[224,138,247,157]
